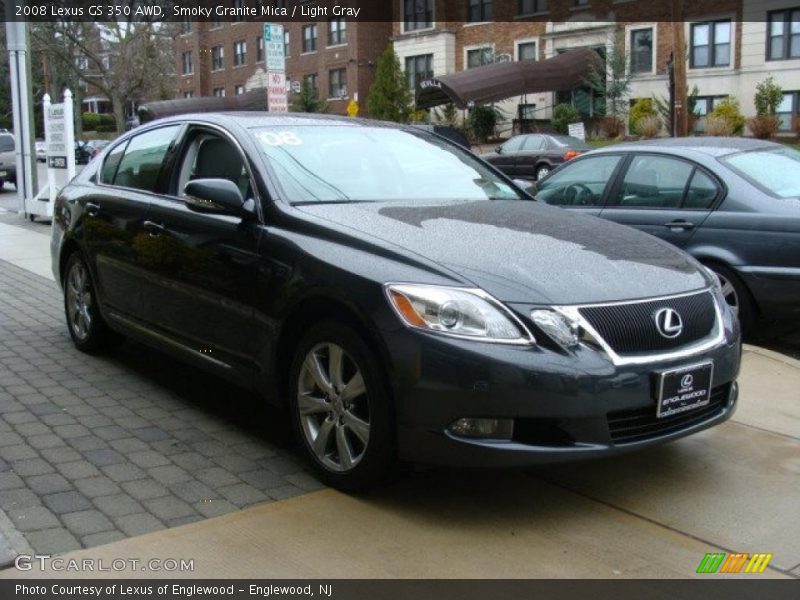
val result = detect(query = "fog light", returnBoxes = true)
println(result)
[448,418,513,440]
[531,309,580,348]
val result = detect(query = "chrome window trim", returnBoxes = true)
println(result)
[548,288,724,366]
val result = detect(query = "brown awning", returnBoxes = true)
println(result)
[415,48,602,110]
[138,89,269,122]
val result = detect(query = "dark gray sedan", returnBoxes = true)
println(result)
[480,133,590,181]
[533,137,800,334]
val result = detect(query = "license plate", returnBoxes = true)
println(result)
[655,361,713,418]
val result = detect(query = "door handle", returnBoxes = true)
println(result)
[664,220,695,230]
[143,220,166,237]
[85,202,100,217]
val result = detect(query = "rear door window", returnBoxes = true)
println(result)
[0,135,14,152]
[610,155,693,209]
[110,125,181,192]
[100,141,128,184]
[522,136,546,151]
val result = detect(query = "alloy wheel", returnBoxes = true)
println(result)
[716,272,739,318]
[536,166,550,180]
[297,342,371,472]
[65,261,93,341]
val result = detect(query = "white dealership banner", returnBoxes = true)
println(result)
[568,122,586,142]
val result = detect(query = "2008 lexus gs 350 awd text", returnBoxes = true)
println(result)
[51,114,741,489]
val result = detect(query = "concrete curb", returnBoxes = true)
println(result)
[743,344,800,370]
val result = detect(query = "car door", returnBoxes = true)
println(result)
[534,154,624,217]
[599,154,717,249]
[490,136,526,177]
[139,125,262,372]
[515,135,547,178]
[83,124,182,322]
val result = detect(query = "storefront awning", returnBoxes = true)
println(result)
[415,48,602,110]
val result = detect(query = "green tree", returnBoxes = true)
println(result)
[552,103,581,135]
[366,46,412,122]
[708,96,746,136]
[435,102,459,127]
[291,81,327,113]
[586,33,632,122]
[467,105,504,143]
[754,77,783,116]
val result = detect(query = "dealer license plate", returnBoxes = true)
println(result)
[655,361,713,418]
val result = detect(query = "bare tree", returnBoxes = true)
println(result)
[31,16,176,134]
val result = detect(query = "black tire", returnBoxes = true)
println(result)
[535,164,551,181]
[704,262,755,338]
[63,252,123,353]
[288,321,396,490]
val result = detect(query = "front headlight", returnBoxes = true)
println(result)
[385,283,534,344]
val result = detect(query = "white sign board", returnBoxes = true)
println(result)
[267,71,288,113]
[568,122,586,142]
[46,103,68,168]
[263,23,285,72]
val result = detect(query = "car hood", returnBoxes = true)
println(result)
[296,199,709,305]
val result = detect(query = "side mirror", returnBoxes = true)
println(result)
[183,178,246,217]
[513,178,537,195]
[495,145,503,154]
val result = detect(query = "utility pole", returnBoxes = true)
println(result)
[5,4,38,215]
[672,0,689,137]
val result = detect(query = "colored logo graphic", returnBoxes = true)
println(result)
[696,552,773,574]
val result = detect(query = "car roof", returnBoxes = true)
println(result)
[590,136,782,158]
[146,111,405,131]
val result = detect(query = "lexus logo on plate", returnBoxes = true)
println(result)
[654,308,683,339]
[681,374,694,388]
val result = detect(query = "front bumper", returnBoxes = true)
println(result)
[386,316,741,468]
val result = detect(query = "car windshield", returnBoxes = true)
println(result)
[252,125,522,203]
[549,135,589,149]
[722,147,800,198]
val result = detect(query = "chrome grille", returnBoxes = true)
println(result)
[579,291,716,355]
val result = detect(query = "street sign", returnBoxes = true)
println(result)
[347,99,359,117]
[267,71,288,113]
[263,23,285,72]
[568,122,586,142]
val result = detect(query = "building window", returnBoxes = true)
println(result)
[630,28,653,73]
[304,73,319,94]
[468,0,493,22]
[75,56,88,71]
[690,20,731,68]
[777,91,800,131]
[284,30,291,57]
[329,68,347,98]
[467,47,493,68]
[213,87,226,97]
[405,54,433,89]
[767,9,800,61]
[256,36,264,62]
[235,85,245,95]
[233,40,246,67]
[693,95,726,132]
[519,0,547,15]
[404,0,433,31]
[183,91,194,99]
[180,19,192,34]
[517,41,537,61]
[329,18,347,46]
[181,51,193,75]
[211,46,224,70]
[302,25,318,53]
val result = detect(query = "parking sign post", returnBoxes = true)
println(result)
[263,23,288,113]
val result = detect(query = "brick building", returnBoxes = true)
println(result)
[392,0,800,135]
[174,18,392,116]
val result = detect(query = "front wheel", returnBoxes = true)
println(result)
[63,253,123,353]
[288,321,396,490]
[705,262,755,338]
[535,165,551,180]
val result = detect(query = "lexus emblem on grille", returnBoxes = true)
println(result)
[654,308,683,339]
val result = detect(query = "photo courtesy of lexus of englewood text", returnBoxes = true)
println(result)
[0,1,798,599]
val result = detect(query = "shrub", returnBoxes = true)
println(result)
[747,115,780,139]
[467,105,504,143]
[708,97,745,136]
[552,103,580,135]
[754,76,783,116]
[599,116,625,139]
[629,98,657,133]
[706,115,735,137]
[634,115,662,139]
[81,112,101,131]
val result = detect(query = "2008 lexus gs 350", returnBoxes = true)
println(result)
[52,113,741,489]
